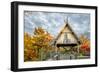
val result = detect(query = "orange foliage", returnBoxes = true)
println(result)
[24,27,54,61]
[79,35,90,55]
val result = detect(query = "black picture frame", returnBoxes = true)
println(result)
[11,1,98,72]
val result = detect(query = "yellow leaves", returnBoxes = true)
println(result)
[24,48,38,61]
[24,33,33,49]
[45,34,53,42]
[34,27,45,35]
[24,27,54,61]
[79,35,90,45]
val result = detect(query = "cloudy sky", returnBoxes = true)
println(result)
[24,11,90,38]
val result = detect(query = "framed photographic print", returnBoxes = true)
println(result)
[11,1,98,71]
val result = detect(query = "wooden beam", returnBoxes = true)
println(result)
[57,43,77,47]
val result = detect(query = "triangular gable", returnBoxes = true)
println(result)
[54,22,80,46]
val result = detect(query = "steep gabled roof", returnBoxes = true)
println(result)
[54,21,81,46]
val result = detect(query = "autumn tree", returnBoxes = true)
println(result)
[24,33,38,61]
[79,35,90,56]
[24,27,54,61]
[32,27,54,60]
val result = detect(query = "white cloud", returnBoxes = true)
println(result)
[24,11,90,38]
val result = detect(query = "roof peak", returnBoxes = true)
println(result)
[64,17,69,24]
